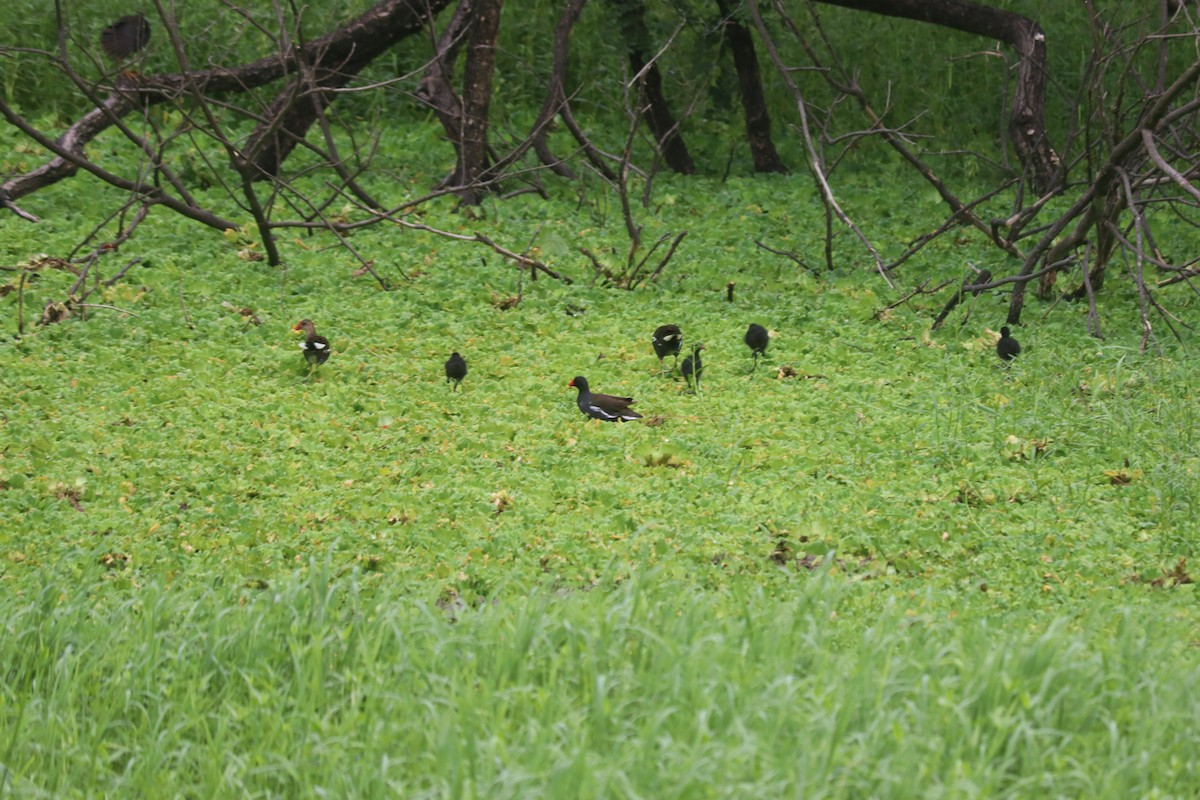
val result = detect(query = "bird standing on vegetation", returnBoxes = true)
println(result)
[100,14,151,61]
[651,324,683,374]
[445,352,467,391]
[996,326,1021,362]
[744,323,769,372]
[569,376,642,422]
[681,343,705,395]
[293,319,330,378]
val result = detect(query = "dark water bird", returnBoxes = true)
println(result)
[569,376,642,422]
[100,14,151,61]
[445,351,467,391]
[681,343,705,395]
[744,323,769,372]
[293,319,330,377]
[996,326,1021,362]
[651,324,683,373]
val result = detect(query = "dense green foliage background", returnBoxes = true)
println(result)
[3,1,1200,796]
[3,0,1160,169]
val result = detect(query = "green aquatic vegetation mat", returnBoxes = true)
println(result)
[2,163,1199,796]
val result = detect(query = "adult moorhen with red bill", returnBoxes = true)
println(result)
[569,376,642,422]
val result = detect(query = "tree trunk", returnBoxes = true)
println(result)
[717,0,786,173]
[530,0,589,178]
[244,0,457,177]
[814,0,1059,192]
[455,0,503,204]
[415,0,474,172]
[610,0,696,174]
[245,70,354,178]
[482,0,588,181]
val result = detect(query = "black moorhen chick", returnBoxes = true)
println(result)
[681,343,705,395]
[996,326,1021,362]
[293,319,330,377]
[569,376,642,422]
[445,351,467,391]
[101,14,151,61]
[651,324,683,374]
[744,323,768,372]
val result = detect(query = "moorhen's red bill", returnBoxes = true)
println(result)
[293,319,330,371]
[681,342,705,393]
[101,14,151,61]
[445,351,467,391]
[744,323,768,371]
[996,326,1021,362]
[652,324,683,372]
[569,376,642,422]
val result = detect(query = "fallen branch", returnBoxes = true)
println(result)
[755,240,821,277]
[931,269,991,330]
[876,278,955,321]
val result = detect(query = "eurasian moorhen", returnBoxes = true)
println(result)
[681,342,705,394]
[569,376,642,422]
[652,324,683,373]
[100,14,151,61]
[445,351,467,390]
[996,326,1020,362]
[744,323,769,372]
[293,319,330,376]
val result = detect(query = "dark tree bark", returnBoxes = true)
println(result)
[529,0,589,178]
[931,269,991,329]
[814,0,1060,192]
[415,0,474,170]
[481,0,588,181]
[716,0,786,173]
[610,0,696,174]
[2,0,453,201]
[455,0,503,203]
[246,0,459,177]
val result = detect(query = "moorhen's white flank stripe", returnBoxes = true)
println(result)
[569,376,643,422]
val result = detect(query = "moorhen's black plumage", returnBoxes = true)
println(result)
[744,323,769,372]
[651,324,683,373]
[996,326,1021,362]
[445,351,467,391]
[569,376,642,422]
[100,14,151,61]
[293,319,330,375]
[681,342,705,394]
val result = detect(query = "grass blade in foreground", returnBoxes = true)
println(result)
[1,568,1197,798]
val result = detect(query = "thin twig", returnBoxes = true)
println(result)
[16,270,27,337]
[178,273,193,329]
[874,279,954,320]
[1141,128,1200,203]
[755,240,821,277]
[101,258,143,289]
[76,303,141,317]
[1080,243,1102,339]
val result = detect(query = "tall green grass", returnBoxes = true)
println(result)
[2,566,1198,797]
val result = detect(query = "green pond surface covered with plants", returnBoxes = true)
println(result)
[2,151,1199,796]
